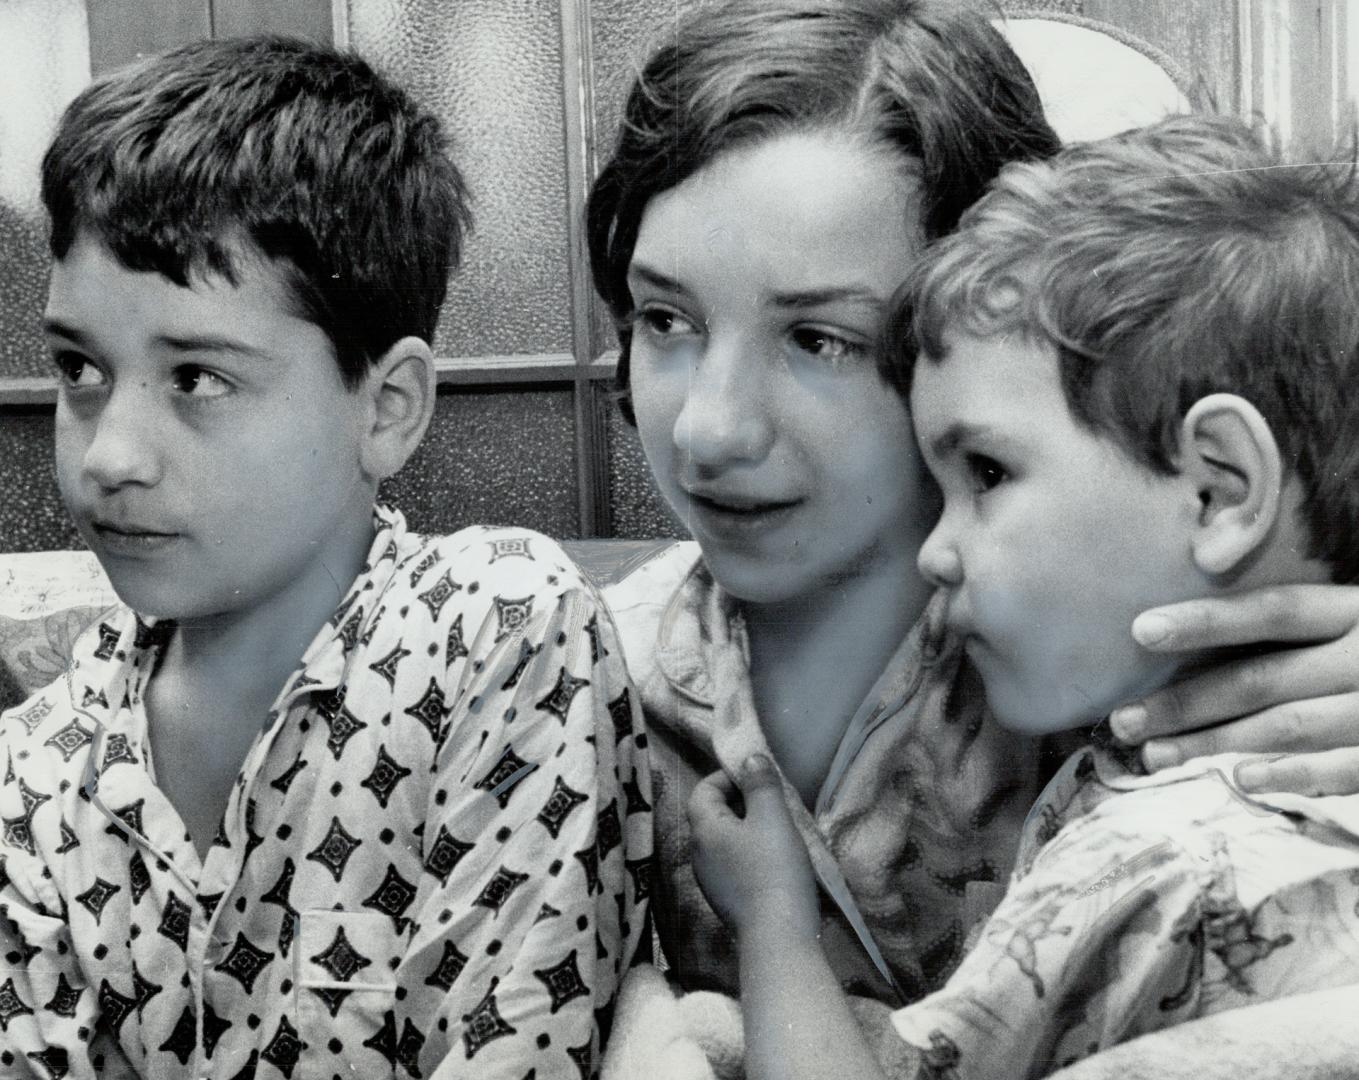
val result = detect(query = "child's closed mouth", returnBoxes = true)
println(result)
[91,518,180,551]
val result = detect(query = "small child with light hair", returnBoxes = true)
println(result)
[688,114,1359,1080]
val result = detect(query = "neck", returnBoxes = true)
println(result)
[163,511,375,707]
[741,551,934,803]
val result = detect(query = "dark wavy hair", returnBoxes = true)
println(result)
[586,0,1059,422]
[908,114,1359,581]
[42,35,471,388]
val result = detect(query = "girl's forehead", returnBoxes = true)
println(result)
[630,130,924,297]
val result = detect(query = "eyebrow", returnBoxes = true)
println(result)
[41,317,89,343]
[768,285,887,310]
[929,421,996,458]
[41,319,273,363]
[627,261,886,309]
[626,261,692,298]
[157,333,275,362]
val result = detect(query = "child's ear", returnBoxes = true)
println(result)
[359,336,436,481]
[1180,393,1284,576]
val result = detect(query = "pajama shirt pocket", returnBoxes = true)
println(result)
[296,909,405,1079]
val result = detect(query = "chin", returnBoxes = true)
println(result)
[100,567,225,623]
[982,679,1103,735]
[699,550,802,606]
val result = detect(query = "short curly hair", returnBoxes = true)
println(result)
[907,113,1359,582]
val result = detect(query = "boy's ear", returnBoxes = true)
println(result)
[359,336,436,481]
[1180,393,1284,577]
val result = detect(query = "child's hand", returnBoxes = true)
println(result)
[687,754,819,940]
[1115,584,1359,794]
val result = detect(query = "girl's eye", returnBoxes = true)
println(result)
[966,453,1008,493]
[790,326,864,366]
[50,351,105,388]
[634,305,701,339]
[171,365,232,398]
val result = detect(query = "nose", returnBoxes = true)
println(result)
[917,512,963,588]
[672,335,774,471]
[80,385,163,491]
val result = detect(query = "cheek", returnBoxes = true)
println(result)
[628,360,682,465]
[837,408,928,518]
[52,411,91,487]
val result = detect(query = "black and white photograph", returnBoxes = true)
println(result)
[0,1,1357,1077]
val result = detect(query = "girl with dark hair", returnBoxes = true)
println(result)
[591,1,1359,1075]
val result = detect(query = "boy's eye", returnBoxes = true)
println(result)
[789,326,864,366]
[49,351,105,388]
[966,453,1008,493]
[633,305,701,339]
[171,365,232,398]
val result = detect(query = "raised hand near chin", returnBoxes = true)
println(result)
[688,754,820,940]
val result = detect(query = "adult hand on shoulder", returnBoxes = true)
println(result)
[1112,584,1359,795]
[688,755,819,939]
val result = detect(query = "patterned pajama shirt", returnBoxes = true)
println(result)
[890,744,1359,1079]
[0,508,653,1079]
[603,545,1053,1057]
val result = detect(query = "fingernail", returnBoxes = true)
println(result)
[1110,705,1146,743]
[1234,755,1285,791]
[1142,740,1180,771]
[1132,613,1173,648]
[743,753,771,777]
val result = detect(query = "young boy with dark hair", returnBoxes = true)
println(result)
[0,36,650,1078]
[688,114,1359,1080]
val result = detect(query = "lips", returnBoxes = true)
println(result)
[678,489,803,544]
[93,519,176,538]
[689,492,800,515]
[89,518,180,554]
[682,484,801,514]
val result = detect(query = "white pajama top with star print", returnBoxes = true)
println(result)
[0,507,653,1080]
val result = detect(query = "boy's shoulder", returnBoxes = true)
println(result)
[0,609,138,826]
[1020,747,1359,901]
[385,519,604,607]
[343,514,623,696]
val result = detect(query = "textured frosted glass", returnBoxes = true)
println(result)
[0,411,81,552]
[381,388,580,540]
[605,407,687,541]
[346,0,574,358]
[0,0,90,379]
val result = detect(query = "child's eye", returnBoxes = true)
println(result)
[171,365,232,398]
[633,305,701,339]
[789,326,864,367]
[966,453,1009,493]
[49,351,105,388]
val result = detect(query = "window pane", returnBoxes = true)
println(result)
[346,0,574,357]
[0,0,89,380]
[382,388,581,539]
[0,410,81,552]
[605,407,686,541]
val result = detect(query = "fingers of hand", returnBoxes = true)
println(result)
[1139,693,1359,770]
[1114,642,1357,742]
[688,770,739,831]
[1134,584,1359,652]
[734,752,783,808]
[1234,746,1359,797]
